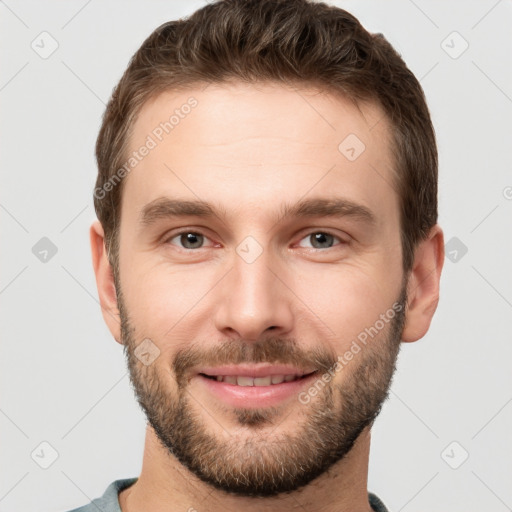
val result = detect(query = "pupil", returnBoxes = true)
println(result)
[182,233,202,249]
[312,233,333,248]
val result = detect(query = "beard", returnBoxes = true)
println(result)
[117,282,407,498]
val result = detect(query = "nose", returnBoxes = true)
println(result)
[213,248,294,342]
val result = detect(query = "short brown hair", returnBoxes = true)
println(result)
[94,0,438,274]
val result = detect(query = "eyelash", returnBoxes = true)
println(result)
[163,229,348,251]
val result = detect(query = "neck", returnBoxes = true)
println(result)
[119,425,373,512]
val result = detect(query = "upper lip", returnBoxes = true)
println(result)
[197,364,317,378]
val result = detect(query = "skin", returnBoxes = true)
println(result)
[90,81,444,512]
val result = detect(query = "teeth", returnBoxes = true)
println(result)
[254,376,272,386]
[237,376,254,387]
[271,375,285,384]
[224,375,237,385]
[209,374,301,386]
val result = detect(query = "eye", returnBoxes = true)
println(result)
[166,231,214,250]
[297,231,345,249]
[163,230,346,251]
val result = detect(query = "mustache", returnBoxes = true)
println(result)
[172,337,338,384]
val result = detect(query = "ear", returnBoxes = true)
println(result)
[401,224,445,343]
[90,220,122,344]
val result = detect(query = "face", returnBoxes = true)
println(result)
[114,82,407,496]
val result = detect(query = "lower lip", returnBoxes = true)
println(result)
[196,374,318,408]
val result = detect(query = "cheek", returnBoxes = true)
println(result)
[120,258,218,337]
[289,260,401,343]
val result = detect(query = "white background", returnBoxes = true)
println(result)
[1,1,511,511]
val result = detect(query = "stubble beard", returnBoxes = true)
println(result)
[118,284,407,497]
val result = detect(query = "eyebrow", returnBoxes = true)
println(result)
[140,196,377,228]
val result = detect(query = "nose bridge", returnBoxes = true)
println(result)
[213,239,293,341]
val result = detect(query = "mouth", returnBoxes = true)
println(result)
[200,373,314,386]
[194,364,319,408]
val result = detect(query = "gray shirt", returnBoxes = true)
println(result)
[65,478,390,512]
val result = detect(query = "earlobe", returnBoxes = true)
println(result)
[90,220,122,344]
[401,224,445,343]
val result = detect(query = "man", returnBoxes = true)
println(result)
[71,0,444,510]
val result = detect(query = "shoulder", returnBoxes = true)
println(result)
[369,492,390,512]
[63,478,138,512]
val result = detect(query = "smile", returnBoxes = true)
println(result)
[194,365,319,408]
[201,374,312,386]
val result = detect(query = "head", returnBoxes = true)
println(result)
[91,0,444,498]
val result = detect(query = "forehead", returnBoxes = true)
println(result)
[122,81,398,229]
